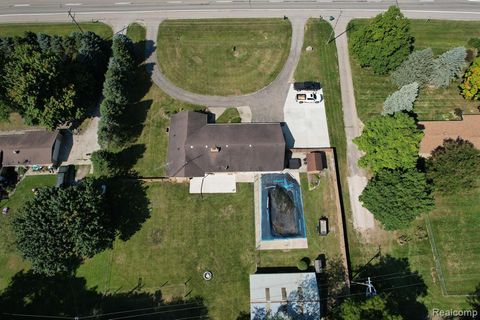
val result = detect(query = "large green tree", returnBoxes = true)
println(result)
[360,168,434,230]
[350,6,413,75]
[427,138,480,193]
[353,113,423,172]
[13,178,115,275]
[339,296,403,320]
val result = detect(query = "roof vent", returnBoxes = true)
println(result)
[210,146,220,153]
[13,150,19,154]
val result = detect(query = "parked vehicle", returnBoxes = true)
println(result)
[296,92,323,104]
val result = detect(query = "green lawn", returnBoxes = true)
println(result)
[348,19,480,122]
[0,22,113,38]
[0,175,56,289]
[157,19,291,96]
[428,187,480,295]
[216,108,241,123]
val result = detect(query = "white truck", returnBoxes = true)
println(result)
[295,92,323,104]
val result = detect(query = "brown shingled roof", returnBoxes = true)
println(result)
[418,115,480,156]
[166,111,286,177]
[0,130,61,166]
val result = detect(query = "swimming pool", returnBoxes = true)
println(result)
[260,173,307,241]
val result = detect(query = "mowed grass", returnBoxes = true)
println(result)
[0,22,113,38]
[428,187,480,295]
[0,175,56,289]
[348,19,480,122]
[77,182,257,319]
[157,19,291,96]
[216,107,241,123]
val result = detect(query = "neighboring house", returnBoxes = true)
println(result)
[0,130,63,167]
[166,111,286,177]
[418,115,480,156]
[250,272,321,320]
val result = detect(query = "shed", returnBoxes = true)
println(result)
[306,151,327,172]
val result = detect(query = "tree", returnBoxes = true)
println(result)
[360,168,434,230]
[382,82,419,115]
[13,178,114,275]
[430,47,467,88]
[391,48,434,87]
[427,138,480,193]
[460,56,480,100]
[339,296,403,320]
[350,6,413,75]
[353,113,423,172]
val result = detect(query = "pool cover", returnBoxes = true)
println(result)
[260,173,307,240]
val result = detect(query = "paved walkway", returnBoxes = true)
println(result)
[333,17,375,230]
[145,17,307,122]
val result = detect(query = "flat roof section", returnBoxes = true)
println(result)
[189,173,236,193]
[250,272,320,319]
[283,84,330,148]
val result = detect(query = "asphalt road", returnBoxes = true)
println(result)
[0,0,479,16]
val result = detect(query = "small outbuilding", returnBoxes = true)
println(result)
[306,151,327,173]
[250,272,320,319]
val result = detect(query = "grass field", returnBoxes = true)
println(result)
[0,175,56,289]
[427,187,480,295]
[0,22,113,38]
[348,19,480,122]
[157,19,291,96]
[216,108,241,123]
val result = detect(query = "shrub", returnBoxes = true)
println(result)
[382,82,419,115]
[297,257,310,271]
[391,48,434,87]
[350,6,413,75]
[430,47,467,88]
[460,56,480,100]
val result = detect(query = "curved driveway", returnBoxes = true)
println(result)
[146,17,307,122]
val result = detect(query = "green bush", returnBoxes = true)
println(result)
[297,257,310,271]
[468,38,480,51]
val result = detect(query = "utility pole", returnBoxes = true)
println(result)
[326,10,342,45]
[351,277,377,298]
[68,9,84,34]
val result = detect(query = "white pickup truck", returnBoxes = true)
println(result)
[296,92,323,104]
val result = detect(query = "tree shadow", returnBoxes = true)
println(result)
[106,177,150,242]
[464,284,480,319]
[352,255,428,320]
[319,255,349,314]
[0,270,209,319]
[114,143,146,176]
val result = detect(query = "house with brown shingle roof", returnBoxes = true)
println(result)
[418,115,480,156]
[0,130,63,167]
[166,111,286,177]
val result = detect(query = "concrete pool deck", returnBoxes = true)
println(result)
[253,173,308,250]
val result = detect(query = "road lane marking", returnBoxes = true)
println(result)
[168,1,182,3]
[269,0,283,2]
[65,3,83,5]
[216,1,233,2]
[114,2,131,4]
[13,4,30,6]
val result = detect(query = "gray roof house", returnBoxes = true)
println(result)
[250,272,321,319]
[0,130,62,167]
[166,111,286,177]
